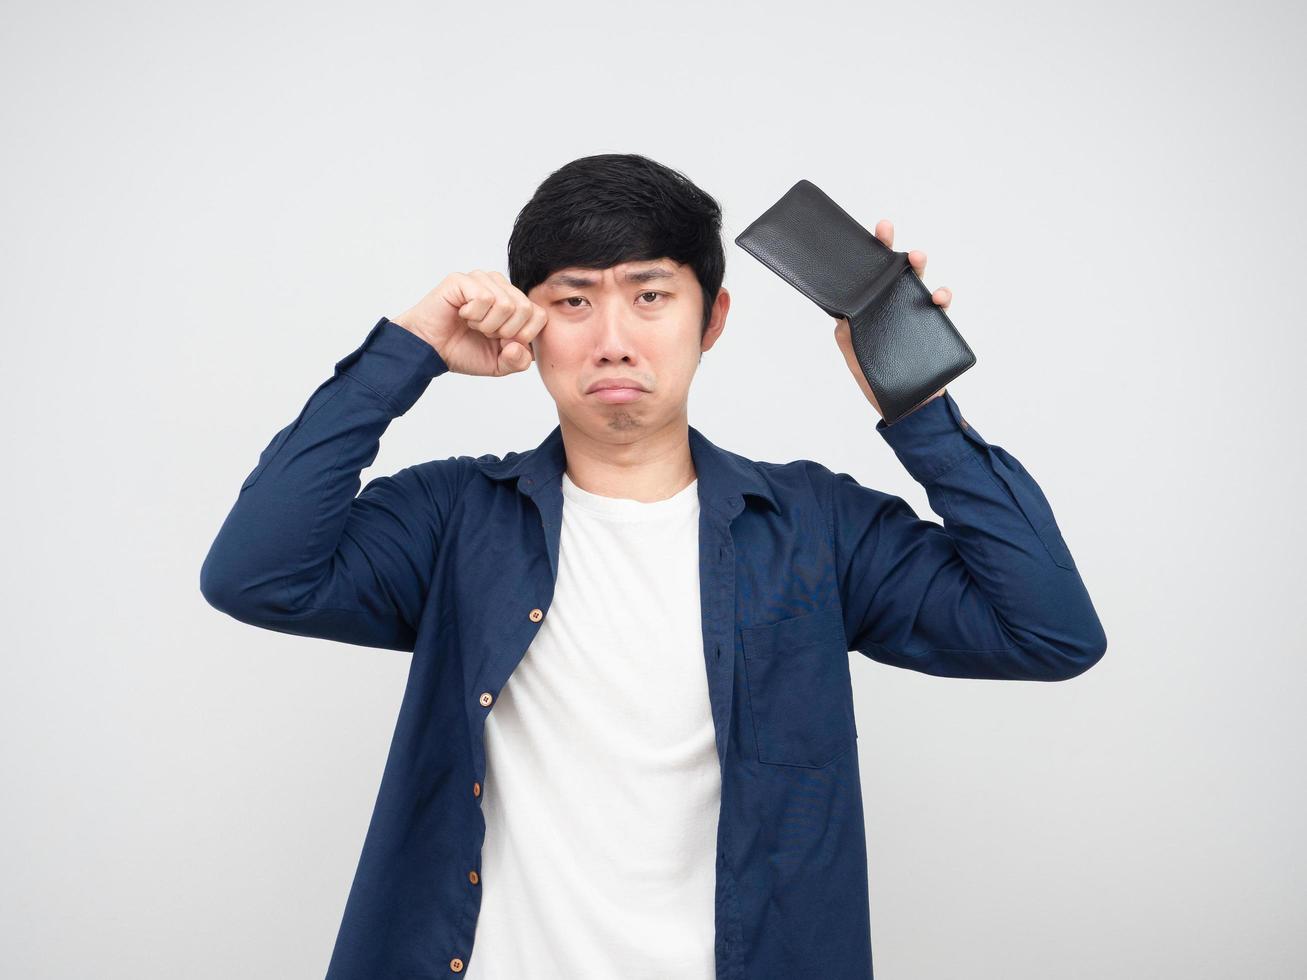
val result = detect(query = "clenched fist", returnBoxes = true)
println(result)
[391,270,547,378]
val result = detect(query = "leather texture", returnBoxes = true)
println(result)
[734,179,977,424]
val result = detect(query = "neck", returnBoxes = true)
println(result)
[558,412,697,503]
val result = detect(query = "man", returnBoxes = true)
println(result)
[200,152,1107,979]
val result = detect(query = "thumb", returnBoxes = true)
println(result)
[497,339,534,374]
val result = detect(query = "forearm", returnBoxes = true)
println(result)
[199,317,447,629]
[885,391,1104,678]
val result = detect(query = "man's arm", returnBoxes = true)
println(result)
[821,389,1107,681]
[199,317,458,652]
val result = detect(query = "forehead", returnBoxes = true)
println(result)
[541,260,683,289]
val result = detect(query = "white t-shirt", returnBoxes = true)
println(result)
[465,470,719,980]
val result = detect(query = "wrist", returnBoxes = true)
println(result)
[388,312,444,355]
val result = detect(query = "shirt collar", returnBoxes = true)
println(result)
[470,423,779,515]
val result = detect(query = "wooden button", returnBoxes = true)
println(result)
[468,869,479,885]
[450,957,464,972]
[479,691,493,707]
[472,781,481,797]
[529,608,543,622]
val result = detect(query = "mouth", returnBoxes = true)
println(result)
[588,385,647,404]
[586,377,647,393]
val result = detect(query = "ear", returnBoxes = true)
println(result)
[700,286,730,354]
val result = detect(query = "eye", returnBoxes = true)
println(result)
[557,292,666,309]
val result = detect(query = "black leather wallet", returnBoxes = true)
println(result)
[734,179,976,424]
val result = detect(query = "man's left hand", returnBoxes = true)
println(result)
[833,218,951,420]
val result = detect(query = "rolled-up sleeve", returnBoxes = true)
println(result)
[824,390,1107,681]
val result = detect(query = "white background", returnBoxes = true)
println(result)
[2,0,1303,977]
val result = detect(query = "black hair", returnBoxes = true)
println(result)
[507,153,724,339]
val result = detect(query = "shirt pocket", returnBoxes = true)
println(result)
[740,607,857,768]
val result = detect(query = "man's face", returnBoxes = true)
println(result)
[526,257,729,437]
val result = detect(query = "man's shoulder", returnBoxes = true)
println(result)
[727,444,831,480]
[714,444,835,509]
[733,450,896,514]
[393,454,481,495]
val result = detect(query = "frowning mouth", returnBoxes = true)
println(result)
[585,378,648,393]
[588,385,647,404]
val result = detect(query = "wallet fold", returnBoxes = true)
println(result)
[734,179,976,424]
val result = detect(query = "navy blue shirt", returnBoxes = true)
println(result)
[200,316,1107,979]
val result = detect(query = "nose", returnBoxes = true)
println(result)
[592,303,639,364]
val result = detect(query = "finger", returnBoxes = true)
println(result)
[467,268,509,297]
[515,303,550,349]
[488,269,533,306]
[933,286,951,309]
[498,339,533,374]
[496,295,537,342]
[875,219,894,249]
[489,269,533,307]
[466,270,516,335]
[456,279,497,324]
[908,249,926,278]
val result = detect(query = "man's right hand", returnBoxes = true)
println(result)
[391,270,547,378]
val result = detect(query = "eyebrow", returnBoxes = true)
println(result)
[543,266,677,289]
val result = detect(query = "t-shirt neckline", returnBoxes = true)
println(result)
[560,470,699,522]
